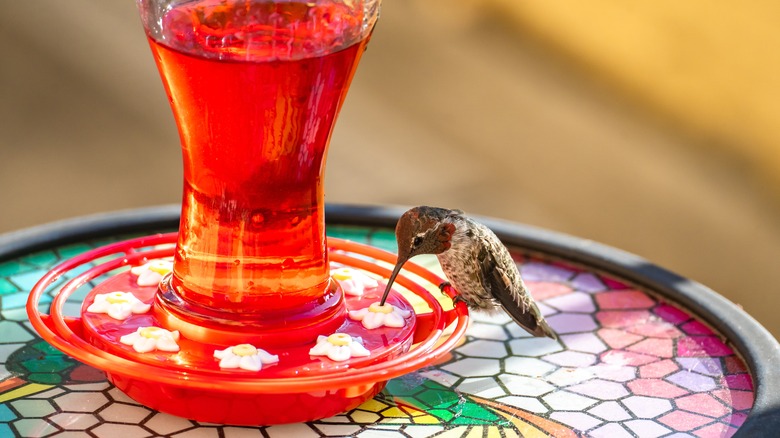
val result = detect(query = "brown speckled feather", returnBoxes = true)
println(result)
[382,206,557,340]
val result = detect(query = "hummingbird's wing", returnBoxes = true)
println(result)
[476,244,556,339]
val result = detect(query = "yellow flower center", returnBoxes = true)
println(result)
[231,344,258,357]
[327,333,352,346]
[148,261,172,275]
[368,302,394,314]
[139,327,163,338]
[105,293,129,304]
[331,268,353,281]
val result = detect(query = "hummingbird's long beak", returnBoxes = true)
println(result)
[379,257,408,306]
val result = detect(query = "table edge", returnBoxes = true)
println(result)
[2,203,777,436]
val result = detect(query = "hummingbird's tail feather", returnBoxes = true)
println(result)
[494,290,558,340]
[533,318,559,341]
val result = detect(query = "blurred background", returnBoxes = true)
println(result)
[1,1,779,338]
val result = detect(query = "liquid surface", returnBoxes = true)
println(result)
[153,0,368,61]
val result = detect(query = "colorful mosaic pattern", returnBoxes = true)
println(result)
[0,226,753,437]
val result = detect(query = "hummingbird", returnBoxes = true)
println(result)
[379,206,557,339]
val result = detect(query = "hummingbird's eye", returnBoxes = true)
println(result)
[412,236,424,247]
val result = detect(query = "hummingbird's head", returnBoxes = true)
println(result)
[379,206,459,306]
[395,206,457,264]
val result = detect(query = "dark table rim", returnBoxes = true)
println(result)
[1,203,777,436]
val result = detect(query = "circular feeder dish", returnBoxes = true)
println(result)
[27,233,469,425]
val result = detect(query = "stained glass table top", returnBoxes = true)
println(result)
[0,205,777,437]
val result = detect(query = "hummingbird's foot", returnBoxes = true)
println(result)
[438,281,451,292]
[451,294,475,308]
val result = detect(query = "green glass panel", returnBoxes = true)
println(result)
[32,341,63,356]
[27,371,64,384]
[56,243,93,259]
[414,385,462,409]
[327,226,371,243]
[0,279,17,295]
[9,271,49,292]
[91,237,127,247]
[1,308,31,322]
[459,402,501,422]
[385,378,425,397]
[426,408,455,422]
[450,415,492,425]
[368,229,398,252]
[2,293,31,310]
[21,356,73,374]
[0,261,28,277]
[20,252,59,268]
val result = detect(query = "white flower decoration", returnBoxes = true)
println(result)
[331,267,379,297]
[309,333,370,361]
[348,302,412,329]
[119,326,180,353]
[86,291,151,320]
[130,258,174,287]
[213,344,279,371]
